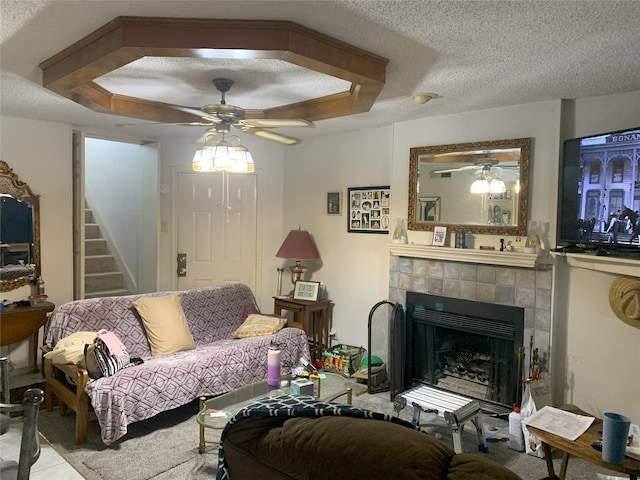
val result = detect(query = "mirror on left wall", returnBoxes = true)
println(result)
[0,160,41,292]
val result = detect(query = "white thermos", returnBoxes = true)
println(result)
[508,404,525,451]
[267,342,281,386]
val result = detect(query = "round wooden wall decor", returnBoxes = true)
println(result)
[609,275,640,329]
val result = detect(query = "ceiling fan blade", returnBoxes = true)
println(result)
[172,105,224,124]
[433,165,478,174]
[238,125,300,145]
[116,120,214,127]
[241,118,313,128]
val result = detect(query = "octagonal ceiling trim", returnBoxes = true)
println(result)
[39,17,389,125]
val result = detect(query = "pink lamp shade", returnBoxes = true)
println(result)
[276,228,320,292]
[275,229,320,261]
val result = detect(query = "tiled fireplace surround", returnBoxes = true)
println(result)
[388,251,553,376]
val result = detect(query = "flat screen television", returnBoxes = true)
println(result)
[557,126,640,258]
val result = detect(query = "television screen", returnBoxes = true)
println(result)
[557,127,640,256]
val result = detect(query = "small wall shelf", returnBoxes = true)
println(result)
[389,244,543,269]
[551,252,640,278]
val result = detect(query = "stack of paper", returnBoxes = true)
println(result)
[522,406,595,441]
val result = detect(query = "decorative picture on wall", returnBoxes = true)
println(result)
[432,226,447,246]
[347,186,391,234]
[327,192,342,215]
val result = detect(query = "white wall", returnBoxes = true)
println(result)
[281,126,393,345]
[554,91,640,421]
[0,115,73,372]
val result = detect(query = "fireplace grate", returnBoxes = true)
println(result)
[413,308,516,339]
[405,293,525,408]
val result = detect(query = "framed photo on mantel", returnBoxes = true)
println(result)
[347,186,390,233]
[432,226,447,246]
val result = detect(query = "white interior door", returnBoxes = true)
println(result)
[177,172,257,291]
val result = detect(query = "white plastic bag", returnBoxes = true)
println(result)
[520,383,544,458]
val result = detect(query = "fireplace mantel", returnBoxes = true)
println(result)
[389,244,542,268]
[551,252,640,278]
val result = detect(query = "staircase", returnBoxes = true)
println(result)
[84,208,131,298]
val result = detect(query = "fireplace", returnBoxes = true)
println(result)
[405,291,524,410]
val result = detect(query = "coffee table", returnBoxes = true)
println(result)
[528,417,640,480]
[196,373,353,453]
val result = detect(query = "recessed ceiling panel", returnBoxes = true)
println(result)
[95,57,350,110]
[39,17,388,140]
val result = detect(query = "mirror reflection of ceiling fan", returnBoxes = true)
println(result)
[118,78,313,145]
[433,158,517,174]
[433,158,498,174]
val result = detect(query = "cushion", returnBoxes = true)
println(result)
[231,313,286,338]
[225,416,522,480]
[44,331,97,365]
[132,294,195,356]
[226,416,454,480]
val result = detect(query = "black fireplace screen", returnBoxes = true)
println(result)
[406,292,524,408]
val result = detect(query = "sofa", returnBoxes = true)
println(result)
[216,395,522,480]
[43,283,311,445]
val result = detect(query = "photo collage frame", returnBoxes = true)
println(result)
[347,186,391,233]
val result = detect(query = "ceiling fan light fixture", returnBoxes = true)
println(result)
[488,177,506,194]
[232,144,255,173]
[470,175,489,194]
[192,133,255,173]
[192,145,216,172]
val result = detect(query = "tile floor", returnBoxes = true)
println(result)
[0,416,84,479]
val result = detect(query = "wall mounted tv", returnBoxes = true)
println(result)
[557,127,640,258]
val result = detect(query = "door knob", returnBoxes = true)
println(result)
[177,253,187,277]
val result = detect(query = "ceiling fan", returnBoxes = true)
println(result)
[119,78,313,145]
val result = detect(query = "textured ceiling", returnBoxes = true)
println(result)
[1,0,639,145]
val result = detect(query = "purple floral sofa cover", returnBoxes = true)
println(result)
[44,283,311,445]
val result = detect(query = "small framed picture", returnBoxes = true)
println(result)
[293,280,321,301]
[432,226,447,246]
[327,192,342,215]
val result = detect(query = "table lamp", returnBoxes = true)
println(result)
[276,227,320,294]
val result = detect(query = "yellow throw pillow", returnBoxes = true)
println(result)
[232,313,286,339]
[133,294,195,356]
[44,331,97,365]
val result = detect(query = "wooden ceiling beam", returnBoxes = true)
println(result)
[39,17,388,124]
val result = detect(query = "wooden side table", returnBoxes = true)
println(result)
[0,301,54,372]
[273,296,333,360]
[528,417,640,480]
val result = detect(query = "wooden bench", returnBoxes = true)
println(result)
[42,354,95,444]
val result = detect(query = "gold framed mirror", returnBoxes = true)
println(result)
[408,137,531,235]
[1,161,41,292]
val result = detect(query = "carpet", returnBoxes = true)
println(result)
[37,399,214,480]
[37,380,617,480]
